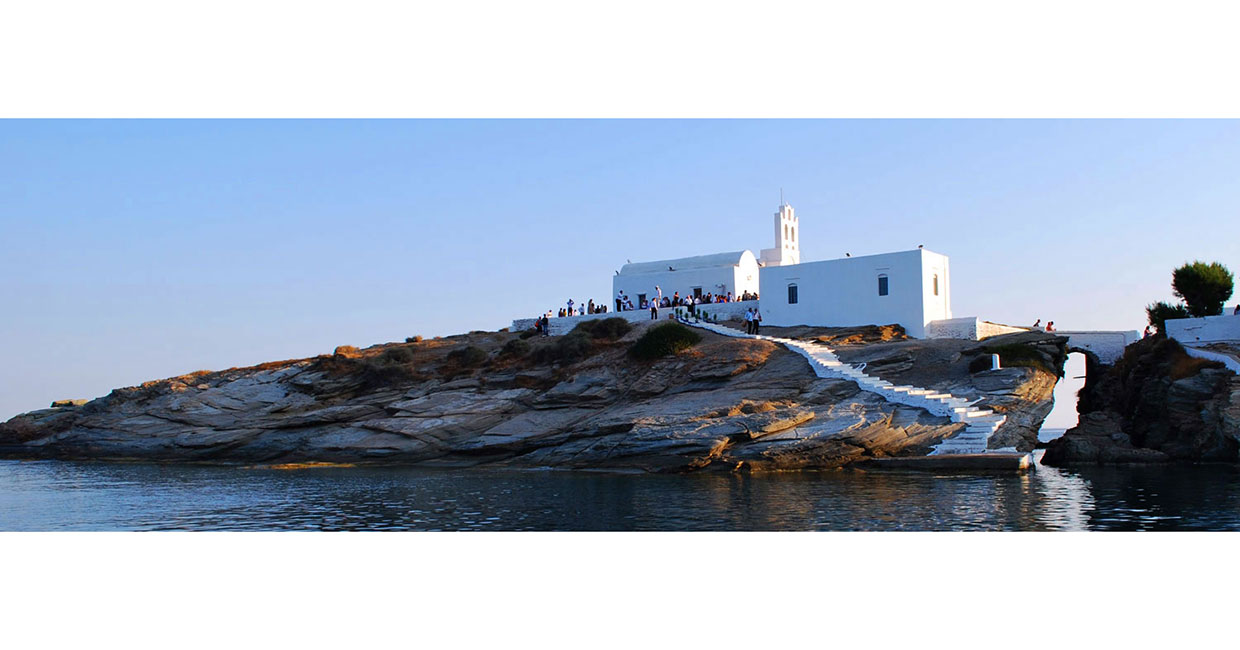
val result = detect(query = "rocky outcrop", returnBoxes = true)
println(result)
[1043,337,1240,466]
[0,322,1063,472]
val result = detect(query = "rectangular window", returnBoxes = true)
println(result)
[933,274,939,296]
[637,293,646,306]
[878,275,889,296]
[788,284,798,304]
[692,287,702,299]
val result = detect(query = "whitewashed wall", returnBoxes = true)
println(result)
[1183,346,1240,374]
[919,250,952,324]
[977,321,1029,339]
[758,249,944,338]
[611,251,760,310]
[1167,313,1240,345]
[686,299,759,323]
[1059,331,1140,364]
[924,317,1027,340]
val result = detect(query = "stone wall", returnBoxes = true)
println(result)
[925,317,979,340]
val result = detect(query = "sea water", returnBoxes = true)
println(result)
[3,454,1240,531]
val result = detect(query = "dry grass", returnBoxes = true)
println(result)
[1168,352,1225,380]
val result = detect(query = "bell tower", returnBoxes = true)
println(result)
[760,201,800,267]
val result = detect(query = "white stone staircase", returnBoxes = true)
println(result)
[685,319,1005,454]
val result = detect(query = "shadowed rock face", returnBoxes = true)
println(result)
[0,323,1063,472]
[1043,337,1240,466]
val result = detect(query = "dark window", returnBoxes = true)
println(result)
[637,293,646,306]
[692,287,702,298]
[788,284,798,304]
[878,275,889,296]
[933,274,939,296]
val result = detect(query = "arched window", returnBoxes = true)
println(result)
[933,274,939,296]
[784,224,788,240]
[787,283,798,304]
[791,226,795,243]
[877,274,889,296]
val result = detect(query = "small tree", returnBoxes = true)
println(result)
[1146,301,1189,335]
[1172,261,1234,317]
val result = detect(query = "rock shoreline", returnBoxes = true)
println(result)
[1042,336,1240,466]
[0,323,1066,472]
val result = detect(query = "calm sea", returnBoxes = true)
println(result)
[3,452,1239,531]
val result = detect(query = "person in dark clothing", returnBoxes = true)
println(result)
[650,302,659,320]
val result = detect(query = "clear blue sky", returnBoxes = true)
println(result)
[2,120,1238,419]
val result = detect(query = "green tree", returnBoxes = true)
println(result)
[1146,300,1189,335]
[1172,261,1234,317]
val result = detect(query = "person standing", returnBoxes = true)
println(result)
[616,291,624,313]
[744,308,754,334]
[753,308,762,335]
[650,299,659,320]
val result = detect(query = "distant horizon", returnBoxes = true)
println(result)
[2,119,1238,419]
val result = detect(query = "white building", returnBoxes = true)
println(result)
[759,248,951,338]
[607,202,949,336]
[612,250,760,309]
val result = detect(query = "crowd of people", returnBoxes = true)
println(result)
[553,298,609,318]
[613,286,758,314]
[531,286,764,334]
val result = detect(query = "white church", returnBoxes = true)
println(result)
[610,202,952,338]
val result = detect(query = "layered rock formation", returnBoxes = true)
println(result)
[1042,337,1240,465]
[0,322,1065,472]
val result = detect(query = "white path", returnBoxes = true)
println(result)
[686,319,1006,455]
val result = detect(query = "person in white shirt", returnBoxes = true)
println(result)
[752,309,762,335]
[744,308,755,334]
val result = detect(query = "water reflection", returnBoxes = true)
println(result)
[2,458,1240,531]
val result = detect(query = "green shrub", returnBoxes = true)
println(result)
[380,346,417,364]
[1173,261,1234,317]
[629,323,702,360]
[446,345,488,367]
[501,338,531,358]
[572,317,632,340]
[532,331,594,365]
[1146,300,1189,335]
